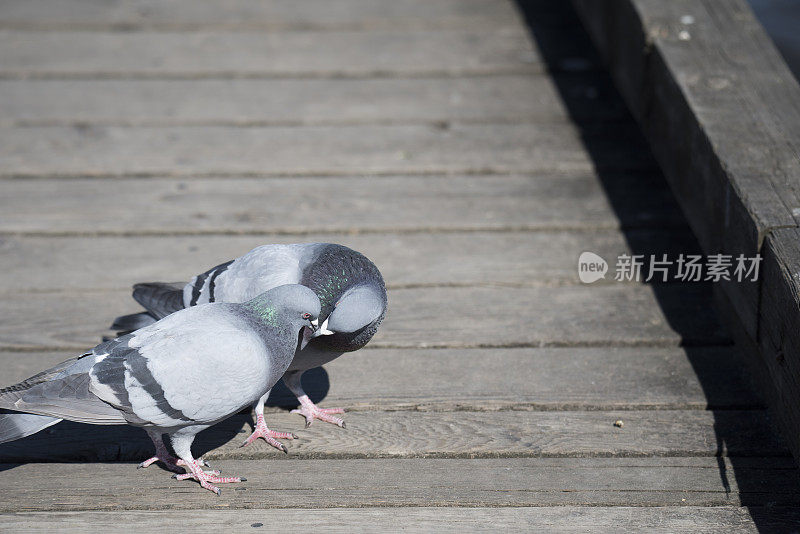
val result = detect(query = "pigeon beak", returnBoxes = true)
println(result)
[300,325,314,350]
[310,318,319,331]
[314,318,335,337]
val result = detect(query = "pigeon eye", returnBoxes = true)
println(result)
[302,313,312,319]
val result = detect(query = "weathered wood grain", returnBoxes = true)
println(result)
[0,346,758,411]
[0,458,796,510]
[572,0,800,342]
[378,284,727,348]
[0,174,683,235]
[0,30,545,79]
[4,506,795,533]
[572,0,800,466]
[0,0,521,32]
[0,123,653,177]
[200,410,790,460]
[0,410,785,463]
[0,0,782,523]
[0,75,627,126]
[757,228,800,462]
[0,285,727,350]
[0,229,701,292]
[573,0,800,251]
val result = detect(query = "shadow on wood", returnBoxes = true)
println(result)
[265,366,330,408]
[514,0,800,529]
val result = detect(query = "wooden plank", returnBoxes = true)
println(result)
[378,284,727,348]
[0,29,548,79]
[571,0,800,342]
[0,229,702,292]
[571,0,800,466]
[757,228,800,461]
[0,458,796,510]
[5,507,794,533]
[0,410,785,463]
[0,123,653,177]
[573,0,800,251]
[0,346,759,411]
[0,75,628,126]
[0,174,684,235]
[0,0,521,32]
[0,285,728,351]
[185,410,791,460]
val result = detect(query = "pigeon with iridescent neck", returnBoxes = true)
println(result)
[0,284,320,495]
[111,243,387,450]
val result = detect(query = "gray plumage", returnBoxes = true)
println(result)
[111,243,387,433]
[0,412,61,442]
[0,284,320,492]
[111,282,185,331]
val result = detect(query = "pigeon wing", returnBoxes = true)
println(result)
[91,304,272,427]
[184,243,324,306]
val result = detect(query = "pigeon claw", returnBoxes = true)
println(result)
[173,459,246,495]
[138,454,184,473]
[240,415,295,452]
[291,403,346,428]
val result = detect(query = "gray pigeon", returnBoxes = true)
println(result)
[112,243,387,451]
[0,284,320,494]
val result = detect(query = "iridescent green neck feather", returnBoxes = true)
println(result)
[246,297,280,328]
[316,271,349,309]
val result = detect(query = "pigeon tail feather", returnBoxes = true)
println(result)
[0,356,127,427]
[0,411,61,444]
[111,311,158,332]
[132,282,186,319]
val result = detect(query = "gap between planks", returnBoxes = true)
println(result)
[0,225,692,238]
[0,169,655,179]
[3,116,629,129]
[0,67,587,82]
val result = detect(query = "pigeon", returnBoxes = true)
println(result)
[0,284,320,494]
[112,243,387,451]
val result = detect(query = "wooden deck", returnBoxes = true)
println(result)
[573,0,800,473]
[0,0,797,530]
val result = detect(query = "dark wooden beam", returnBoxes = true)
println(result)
[572,0,800,459]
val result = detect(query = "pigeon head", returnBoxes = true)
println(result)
[245,284,321,340]
[313,283,386,350]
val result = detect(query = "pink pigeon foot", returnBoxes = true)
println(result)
[138,453,182,473]
[139,432,210,472]
[139,454,211,472]
[172,459,245,495]
[240,414,297,452]
[291,395,346,428]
